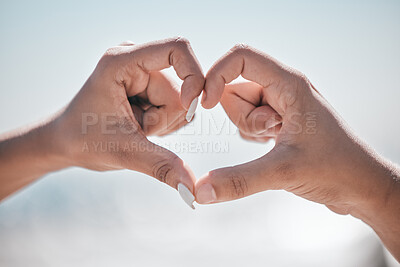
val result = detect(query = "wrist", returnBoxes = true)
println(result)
[34,113,75,171]
[49,115,77,169]
[348,154,400,241]
[0,114,72,200]
[350,158,399,217]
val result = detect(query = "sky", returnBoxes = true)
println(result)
[0,0,400,266]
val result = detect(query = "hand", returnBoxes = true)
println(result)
[196,44,400,257]
[57,38,205,190]
[0,38,204,204]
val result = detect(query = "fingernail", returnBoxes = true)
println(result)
[201,91,207,105]
[185,97,198,122]
[196,183,217,204]
[178,183,195,209]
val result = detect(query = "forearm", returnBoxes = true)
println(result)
[0,117,69,200]
[349,150,400,260]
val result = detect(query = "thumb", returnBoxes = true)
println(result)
[195,145,294,204]
[120,136,196,206]
[242,105,282,136]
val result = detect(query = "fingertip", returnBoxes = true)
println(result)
[201,75,225,109]
[180,91,192,111]
[200,89,207,104]
[180,75,205,110]
[195,183,217,204]
[195,171,211,188]
[200,94,218,109]
[195,172,218,204]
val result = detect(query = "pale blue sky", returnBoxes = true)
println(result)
[0,1,399,266]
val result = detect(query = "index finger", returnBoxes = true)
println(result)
[130,37,205,111]
[202,44,294,109]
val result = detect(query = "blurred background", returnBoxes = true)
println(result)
[0,0,399,266]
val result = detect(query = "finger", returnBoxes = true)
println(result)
[146,72,181,107]
[195,145,293,204]
[203,44,294,111]
[126,37,205,111]
[142,106,186,136]
[141,72,187,135]
[119,40,135,46]
[156,113,189,136]
[221,82,282,134]
[258,123,282,137]
[133,103,187,136]
[119,135,196,198]
[239,105,281,134]
[240,123,281,138]
[239,130,273,143]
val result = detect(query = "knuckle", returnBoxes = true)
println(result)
[274,75,303,110]
[295,71,309,83]
[291,72,311,102]
[226,170,249,198]
[296,72,314,94]
[291,70,311,91]
[102,47,119,58]
[172,36,191,49]
[281,85,299,108]
[207,168,249,199]
[99,47,120,66]
[151,155,179,185]
[285,69,310,90]
[152,160,173,184]
[231,43,251,54]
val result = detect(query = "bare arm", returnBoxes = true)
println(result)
[0,116,68,199]
[0,38,205,207]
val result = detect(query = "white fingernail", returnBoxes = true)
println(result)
[185,97,198,122]
[178,183,195,209]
